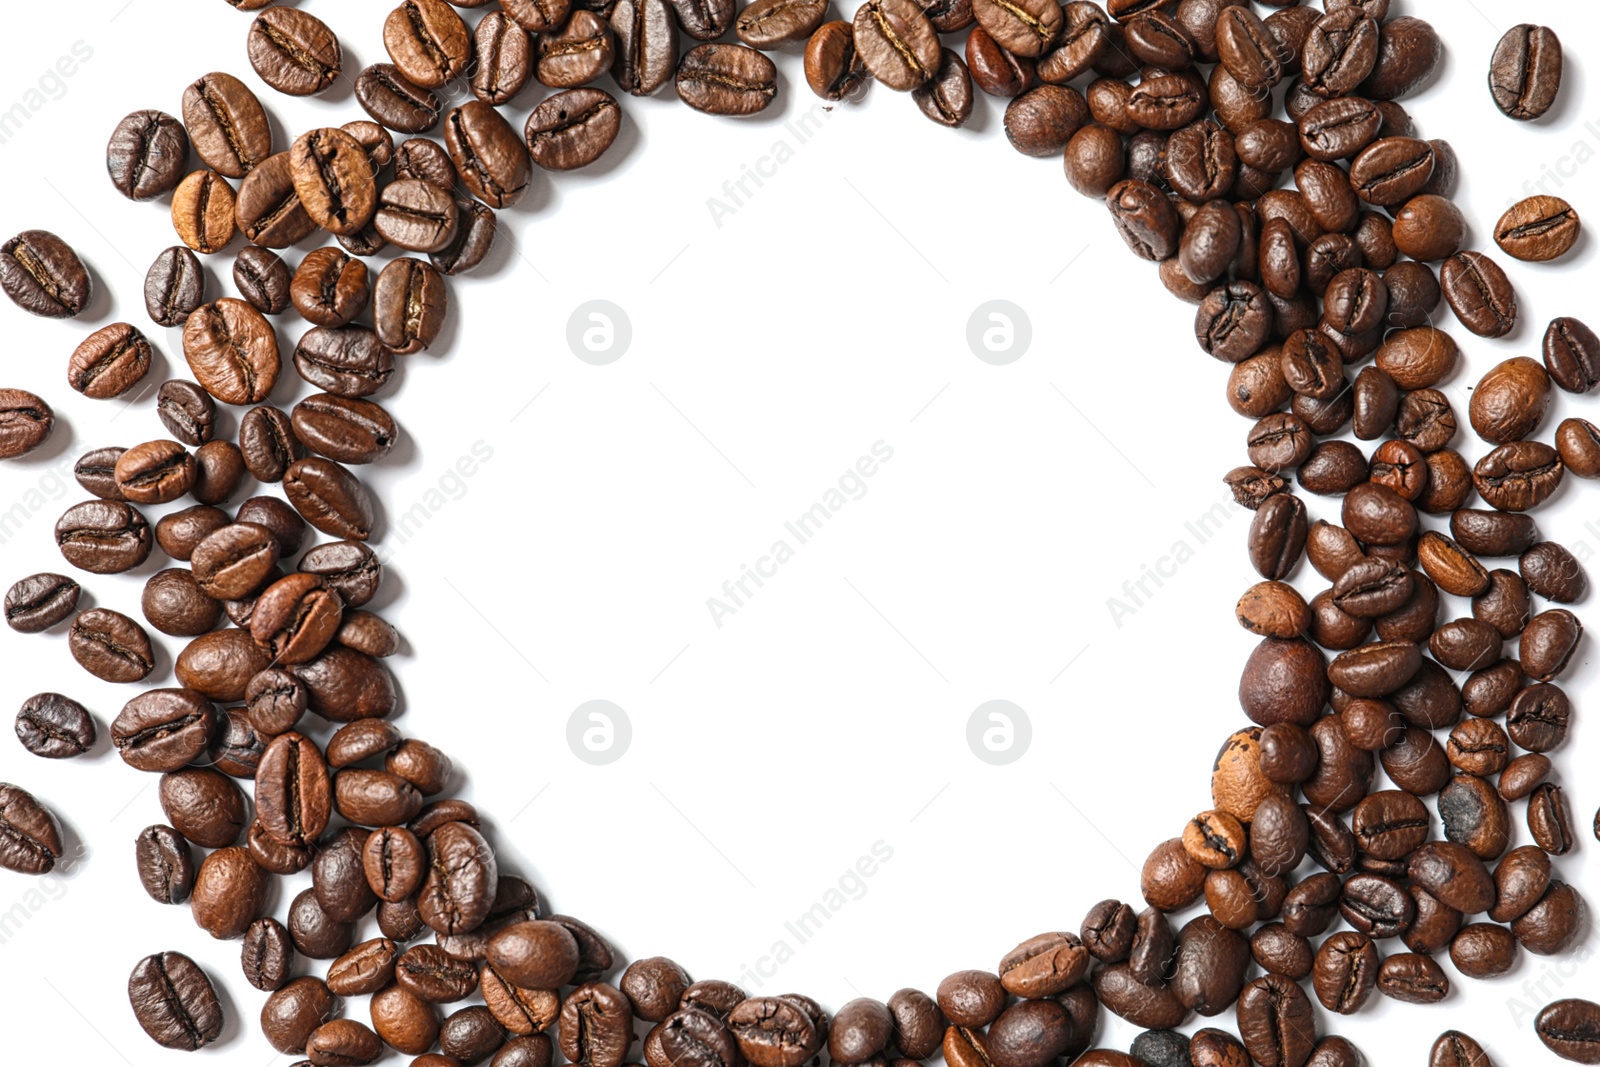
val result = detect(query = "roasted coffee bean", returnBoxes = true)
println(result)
[364,826,428,905]
[171,169,237,254]
[139,569,218,638]
[190,522,279,601]
[56,499,152,574]
[283,457,375,541]
[248,7,341,96]
[1491,24,1562,121]
[158,766,245,849]
[143,247,205,330]
[1340,872,1412,939]
[1247,494,1307,581]
[108,110,189,200]
[462,11,534,105]
[1235,582,1310,641]
[0,783,64,875]
[432,197,498,275]
[526,89,623,172]
[441,1003,511,1062]
[385,0,474,87]
[291,128,378,236]
[374,179,460,253]
[1514,880,1583,955]
[233,246,291,316]
[285,886,355,960]
[1108,179,1180,261]
[262,975,337,1054]
[1091,963,1187,1029]
[0,389,52,462]
[189,435,244,498]
[1507,682,1570,752]
[110,440,192,506]
[68,607,153,684]
[1500,753,1553,804]
[14,691,94,760]
[536,10,615,87]
[737,0,827,49]
[1528,782,1575,855]
[1556,417,1600,478]
[357,63,443,133]
[1520,541,1585,602]
[191,845,268,939]
[0,231,90,318]
[370,260,447,358]
[1492,195,1581,265]
[970,0,1061,60]
[129,952,224,1051]
[1005,84,1085,156]
[905,48,971,127]
[667,0,736,41]
[824,996,891,1064]
[1439,250,1518,339]
[67,322,150,400]
[1520,609,1582,682]
[1311,932,1377,1015]
[729,996,821,1067]
[1079,899,1136,964]
[1543,316,1600,395]
[237,151,319,248]
[301,540,383,609]
[240,917,295,994]
[255,731,332,848]
[112,688,217,773]
[853,0,940,91]
[372,982,443,1054]
[1376,952,1448,1004]
[184,298,281,405]
[396,943,483,1003]
[133,823,196,907]
[294,326,395,398]
[180,73,271,180]
[305,1019,384,1065]
[288,248,368,329]
[1537,999,1600,1064]
[1474,442,1563,513]
[806,20,870,101]
[5,573,79,634]
[1216,6,1288,93]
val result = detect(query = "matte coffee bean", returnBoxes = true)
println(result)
[111,440,193,506]
[233,246,290,316]
[1520,609,1582,681]
[249,8,341,96]
[284,457,375,540]
[1312,932,1376,1014]
[526,89,623,170]
[240,917,295,994]
[1507,682,1570,753]
[56,499,152,574]
[1514,880,1583,955]
[1491,24,1562,121]
[1079,899,1136,964]
[1528,782,1575,855]
[294,326,395,399]
[1521,541,1585,602]
[1235,973,1315,1067]
[730,996,821,1067]
[1,231,90,318]
[738,0,827,49]
[1500,753,1553,803]
[129,952,224,1051]
[371,983,443,1054]
[1091,963,1187,1029]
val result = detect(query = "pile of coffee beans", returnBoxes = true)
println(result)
[0,1,1597,1065]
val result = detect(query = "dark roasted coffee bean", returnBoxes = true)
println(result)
[1491,24,1562,121]
[911,48,974,127]
[970,0,1061,60]
[301,540,383,608]
[1311,932,1376,1015]
[294,325,395,398]
[288,887,355,961]
[65,322,148,402]
[129,952,224,1051]
[1538,1000,1600,1064]
[69,607,153,683]
[237,151,318,249]
[145,247,204,329]
[284,457,375,540]
[1,231,90,318]
[1544,316,1600,394]
[290,248,369,329]
[433,197,498,275]
[113,440,194,506]
[256,731,332,847]
[1442,251,1518,339]
[357,63,442,133]
[399,942,483,1002]
[1521,541,1586,602]
[1376,952,1448,1004]
[135,823,196,906]
[1528,782,1575,855]
[15,691,94,759]
[242,917,295,993]
[234,246,291,316]
[1521,609,1582,681]
[151,380,215,448]
[1198,283,1272,363]
[527,89,623,174]
[5,573,79,634]
[536,10,615,88]
[159,766,245,849]
[1091,963,1186,1029]
[1235,973,1315,1067]
[108,110,188,200]
[1508,683,1571,753]
[262,975,336,1053]
[56,499,152,574]
[374,257,448,355]
[375,179,460,253]
[141,568,221,637]
[1216,6,1288,93]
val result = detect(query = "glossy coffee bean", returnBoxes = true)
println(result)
[1491,24,1562,121]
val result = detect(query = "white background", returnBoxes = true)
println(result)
[0,0,1596,1062]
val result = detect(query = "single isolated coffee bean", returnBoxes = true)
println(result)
[1491,24,1563,121]
[0,230,90,318]
[1497,196,1580,262]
